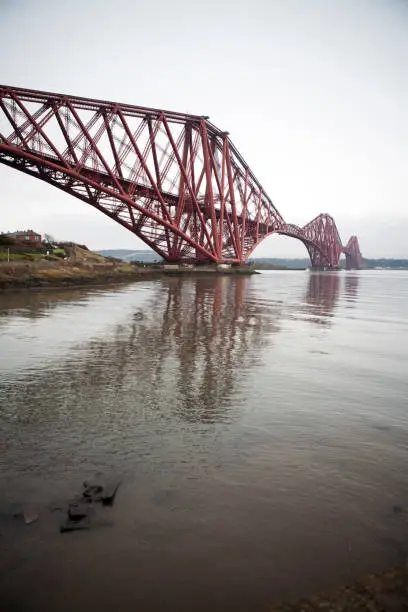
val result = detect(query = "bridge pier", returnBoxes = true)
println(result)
[161,262,255,275]
[345,253,361,270]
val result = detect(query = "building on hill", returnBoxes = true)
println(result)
[4,229,42,244]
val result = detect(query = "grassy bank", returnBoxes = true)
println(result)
[0,245,258,290]
[0,246,156,290]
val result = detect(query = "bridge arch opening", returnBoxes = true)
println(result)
[247,233,316,268]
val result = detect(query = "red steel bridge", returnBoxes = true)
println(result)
[0,86,362,269]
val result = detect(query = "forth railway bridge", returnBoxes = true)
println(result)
[0,86,362,270]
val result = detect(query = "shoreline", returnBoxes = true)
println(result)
[0,247,260,292]
[0,265,259,293]
[0,269,160,292]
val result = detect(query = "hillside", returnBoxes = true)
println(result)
[0,244,154,290]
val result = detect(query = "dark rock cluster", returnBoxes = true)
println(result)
[60,478,120,533]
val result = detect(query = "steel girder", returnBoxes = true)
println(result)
[0,85,362,268]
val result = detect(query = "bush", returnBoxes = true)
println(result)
[0,235,16,246]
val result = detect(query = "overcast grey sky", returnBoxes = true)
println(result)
[1,0,407,257]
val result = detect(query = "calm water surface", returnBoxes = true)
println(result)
[0,271,407,611]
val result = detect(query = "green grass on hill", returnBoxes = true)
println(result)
[0,252,44,261]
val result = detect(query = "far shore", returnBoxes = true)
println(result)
[0,247,260,292]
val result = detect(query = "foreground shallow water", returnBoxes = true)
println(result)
[0,271,407,611]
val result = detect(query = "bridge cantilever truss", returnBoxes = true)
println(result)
[0,85,362,269]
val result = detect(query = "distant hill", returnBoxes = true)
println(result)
[364,258,408,269]
[249,258,309,269]
[251,257,408,270]
[97,252,309,268]
[97,251,408,270]
[97,249,161,263]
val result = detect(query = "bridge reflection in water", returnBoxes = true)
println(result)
[146,276,281,423]
[0,273,359,429]
[304,272,341,326]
